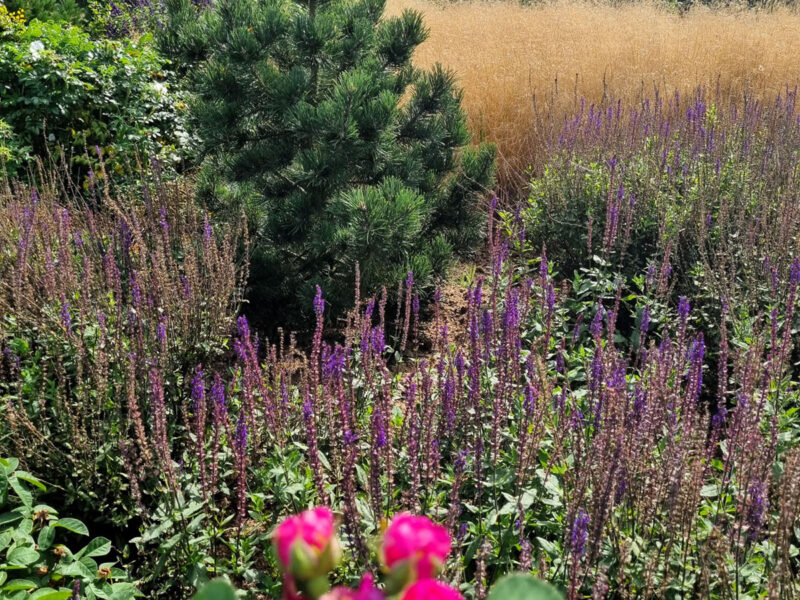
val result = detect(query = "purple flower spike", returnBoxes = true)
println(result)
[570,509,590,558]
[640,305,651,334]
[678,296,691,319]
[61,298,72,332]
[314,285,325,316]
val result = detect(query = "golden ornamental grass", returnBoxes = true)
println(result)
[387,0,800,192]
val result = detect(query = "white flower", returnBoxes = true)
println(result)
[29,40,45,60]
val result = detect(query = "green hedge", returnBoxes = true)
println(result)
[0,18,190,181]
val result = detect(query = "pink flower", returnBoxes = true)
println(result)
[321,574,385,600]
[401,580,464,600]
[381,513,451,580]
[273,507,339,579]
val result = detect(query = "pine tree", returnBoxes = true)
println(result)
[160,0,494,327]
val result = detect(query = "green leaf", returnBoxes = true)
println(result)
[16,517,33,537]
[700,484,719,498]
[486,574,564,600]
[53,518,89,536]
[108,582,139,600]
[57,561,93,579]
[536,537,558,555]
[9,477,32,507]
[88,581,110,599]
[191,580,236,600]
[0,458,20,473]
[2,579,37,592]
[7,545,40,566]
[0,511,23,527]
[38,526,55,550]
[30,589,73,600]
[14,472,46,491]
[75,537,111,559]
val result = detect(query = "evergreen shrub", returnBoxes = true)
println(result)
[160,0,495,326]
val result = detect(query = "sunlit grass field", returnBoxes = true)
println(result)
[388,0,800,190]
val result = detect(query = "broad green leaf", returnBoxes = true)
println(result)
[38,526,55,550]
[108,582,139,600]
[2,578,37,592]
[75,537,111,559]
[191,580,236,600]
[7,545,40,566]
[88,581,111,599]
[57,561,93,578]
[14,472,45,491]
[8,477,32,507]
[30,589,73,600]
[0,511,23,527]
[700,484,719,498]
[486,574,564,600]
[16,517,33,537]
[537,536,558,555]
[0,458,20,473]
[0,529,13,550]
[53,518,89,536]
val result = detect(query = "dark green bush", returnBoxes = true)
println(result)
[159,0,495,328]
[0,19,190,181]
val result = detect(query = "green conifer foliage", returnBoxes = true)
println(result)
[160,0,494,326]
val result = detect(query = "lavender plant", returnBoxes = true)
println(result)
[127,217,799,598]
[524,86,800,314]
[0,165,246,524]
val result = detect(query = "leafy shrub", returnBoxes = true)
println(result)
[2,0,86,24]
[518,88,800,385]
[87,0,162,40]
[159,0,495,327]
[0,457,139,599]
[0,171,246,526]
[522,88,800,308]
[0,4,26,31]
[0,19,190,181]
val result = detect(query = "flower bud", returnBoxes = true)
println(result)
[380,513,451,584]
[273,507,340,581]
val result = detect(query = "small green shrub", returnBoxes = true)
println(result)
[0,19,190,181]
[0,457,139,600]
[160,0,494,328]
[2,0,86,25]
[86,0,162,40]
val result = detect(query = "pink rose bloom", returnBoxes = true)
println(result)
[273,507,336,571]
[381,513,451,579]
[321,574,385,600]
[402,580,464,600]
